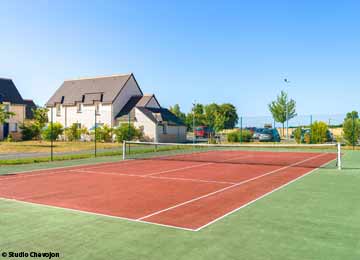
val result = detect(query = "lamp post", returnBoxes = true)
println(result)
[284,78,290,140]
[192,100,196,144]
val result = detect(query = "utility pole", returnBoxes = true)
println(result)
[192,100,196,144]
[51,107,54,161]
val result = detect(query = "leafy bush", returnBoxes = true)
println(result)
[227,131,239,142]
[310,121,328,144]
[42,122,64,141]
[293,127,303,144]
[227,129,252,143]
[343,117,360,146]
[114,123,142,143]
[93,124,113,142]
[20,122,41,140]
[65,123,88,141]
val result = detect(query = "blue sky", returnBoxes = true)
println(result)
[1,0,359,116]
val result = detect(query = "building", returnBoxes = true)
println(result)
[46,74,187,142]
[0,78,36,140]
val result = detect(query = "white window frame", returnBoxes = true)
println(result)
[56,104,61,116]
[77,103,83,113]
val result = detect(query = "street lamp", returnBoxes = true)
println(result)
[284,78,290,140]
[192,100,196,144]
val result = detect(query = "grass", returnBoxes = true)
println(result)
[0,140,119,153]
[0,150,359,259]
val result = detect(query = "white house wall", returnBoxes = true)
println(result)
[145,97,160,108]
[134,108,157,142]
[112,76,142,126]
[48,104,112,130]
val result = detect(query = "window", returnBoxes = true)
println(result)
[162,124,167,134]
[77,103,82,113]
[11,123,18,132]
[95,102,101,115]
[56,104,61,116]
[3,104,10,112]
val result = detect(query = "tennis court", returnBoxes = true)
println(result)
[0,143,339,231]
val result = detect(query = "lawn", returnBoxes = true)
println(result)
[0,141,120,153]
[0,151,359,260]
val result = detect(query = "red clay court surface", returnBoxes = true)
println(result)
[0,150,337,231]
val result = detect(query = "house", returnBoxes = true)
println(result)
[46,73,187,142]
[0,78,37,140]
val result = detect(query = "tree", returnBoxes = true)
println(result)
[268,91,297,136]
[311,121,329,144]
[33,107,48,129]
[65,123,86,141]
[343,117,360,146]
[42,122,64,141]
[345,111,359,120]
[186,103,205,130]
[169,104,186,123]
[114,123,143,142]
[94,124,113,142]
[220,103,238,129]
[0,104,15,124]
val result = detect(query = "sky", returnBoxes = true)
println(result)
[1,0,359,117]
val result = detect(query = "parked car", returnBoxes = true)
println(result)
[194,126,214,138]
[259,128,281,142]
[253,128,264,140]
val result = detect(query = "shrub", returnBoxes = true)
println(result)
[343,117,360,146]
[93,124,113,142]
[114,123,142,143]
[42,122,64,141]
[310,121,328,144]
[293,127,303,144]
[65,123,88,141]
[20,122,41,140]
[227,129,252,143]
[227,131,239,142]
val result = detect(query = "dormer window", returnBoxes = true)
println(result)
[56,104,61,116]
[77,103,82,113]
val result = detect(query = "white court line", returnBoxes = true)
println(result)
[0,154,336,232]
[73,169,236,185]
[137,153,326,221]
[0,197,196,232]
[195,155,337,231]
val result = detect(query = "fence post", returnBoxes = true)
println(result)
[94,109,97,157]
[240,116,243,143]
[51,107,54,161]
[122,140,126,160]
[337,142,342,170]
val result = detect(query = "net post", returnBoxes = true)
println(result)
[122,140,126,160]
[337,142,342,170]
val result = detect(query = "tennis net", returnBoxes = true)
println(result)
[122,141,342,169]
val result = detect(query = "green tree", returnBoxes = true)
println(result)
[64,123,86,141]
[169,104,186,123]
[345,111,359,120]
[19,122,41,141]
[220,103,238,129]
[186,103,205,130]
[311,121,329,144]
[0,103,15,124]
[33,107,48,129]
[343,117,360,146]
[42,122,64,141]
[268,91,297,136]
[293,127,303,144]
[94,124,113,142]
[114,123,142,142]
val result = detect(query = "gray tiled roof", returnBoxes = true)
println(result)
[136,107,186,126]
[0,78,25,104]
[46,74,135,106]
